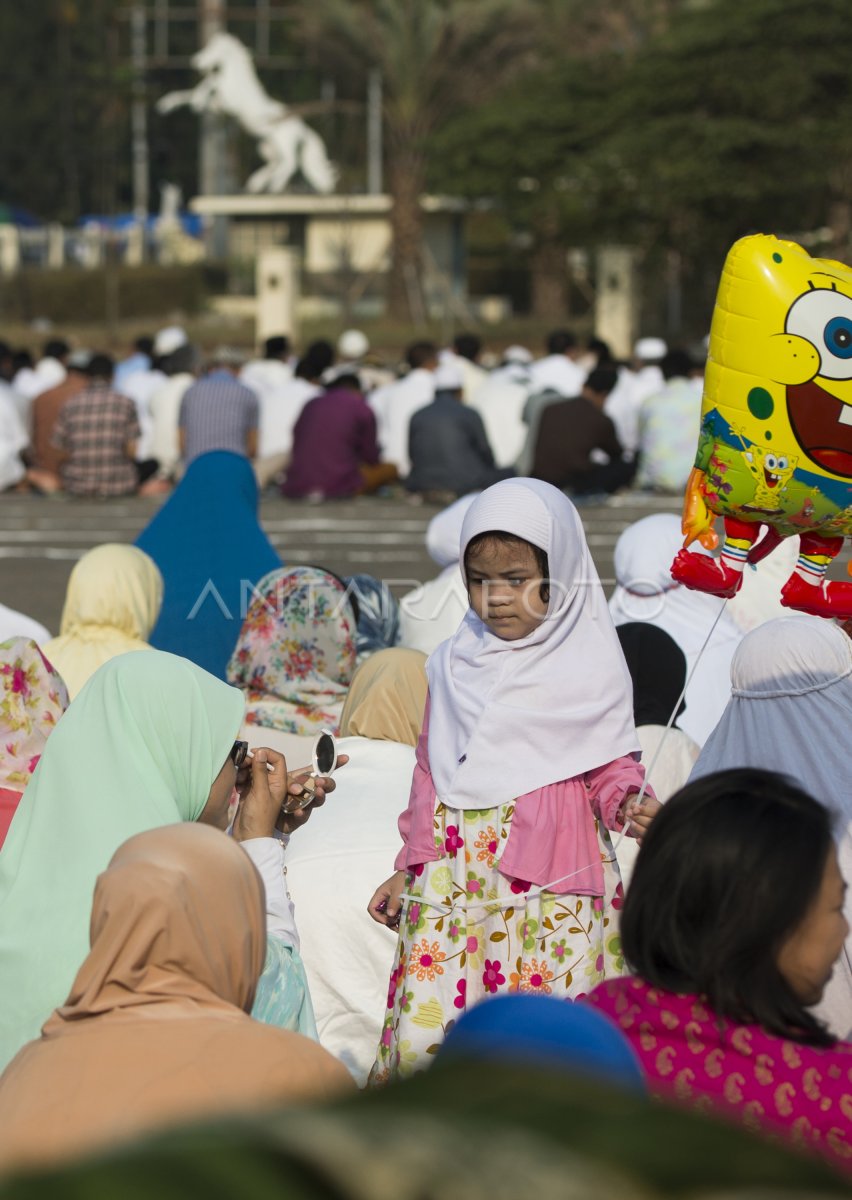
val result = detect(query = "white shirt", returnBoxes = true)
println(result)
[604,367,643,456]
[13,358,66,403]
[467,375,527,468]
[241,358,293,401]
[527,353,586,397]
[258,377,319,459]
[0,603,49,646]
[149,374,194,480]
[121,369,166,462]
[370,368,435,477]
[0,386,27,492]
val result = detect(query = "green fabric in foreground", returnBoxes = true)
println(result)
[0,650,244,1071]
[1,1060,848,1199]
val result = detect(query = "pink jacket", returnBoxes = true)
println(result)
[394,697,647,896]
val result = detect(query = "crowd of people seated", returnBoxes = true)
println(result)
[0,325,705,504]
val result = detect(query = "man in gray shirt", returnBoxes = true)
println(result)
[178,348,258,467]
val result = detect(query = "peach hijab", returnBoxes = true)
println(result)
[0,824,352,1171]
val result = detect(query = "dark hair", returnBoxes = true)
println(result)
[464,530,550,605]
[134,335,154,356]
[587,336,613,365]
[453,333,482,363]
[162,343,198,377]
[44,339,70,362]
[87,353,114,381]
[585,365,619,397]
[295,340,334,381]
[406,341,438,371]
[264,335,290,360]
[326,370,362,392]
[546,329,576,356]
[662,349,695,381]
[12,350,33,374]
[622,768,836,1046]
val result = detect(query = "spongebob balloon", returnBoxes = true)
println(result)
[671,233,852,618]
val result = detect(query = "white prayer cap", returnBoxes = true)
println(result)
[154,325,189,357]
[337,329,369,360]
[67,349,92,371]
[433,360,464,391]
[633,337,667,361]
[503,344,533,365]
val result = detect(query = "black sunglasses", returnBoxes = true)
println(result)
[230,740,249,769]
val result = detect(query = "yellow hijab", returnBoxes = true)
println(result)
[339,648,428,747]
[44,544,163,698]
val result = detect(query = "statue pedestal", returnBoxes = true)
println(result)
[190,192,467,322]
[256,246,300,344]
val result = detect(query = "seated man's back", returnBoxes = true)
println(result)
[530,367,633,496]
[51,357,140,497]
[283,381,387,500]
[406,372,511,497]
[179,362,258,467]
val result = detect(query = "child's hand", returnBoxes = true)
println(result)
[368,870,407,930]
[622,794,662,843]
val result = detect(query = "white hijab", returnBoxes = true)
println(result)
[608,513,741,746]
[426,478,638,808]
[425,493,480,568]
[690,617,852,809]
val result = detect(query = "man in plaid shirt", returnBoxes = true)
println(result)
[51,355,141,497]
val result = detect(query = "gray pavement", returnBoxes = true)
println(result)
[0,488,683,635]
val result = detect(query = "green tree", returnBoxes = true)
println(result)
[293,0,551,319]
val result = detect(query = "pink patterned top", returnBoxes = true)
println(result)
[586,976,852,1174]
[394,696,648,896]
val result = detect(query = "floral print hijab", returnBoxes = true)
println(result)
[0,638,69,846]
[227,567,357,735]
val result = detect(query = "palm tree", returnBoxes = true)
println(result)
[295,0,550,320]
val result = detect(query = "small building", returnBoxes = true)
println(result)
[189,193,468,321]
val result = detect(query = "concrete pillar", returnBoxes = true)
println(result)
[256,246,299,344]
[0,226,20,275]
[126,222,145,266]
[595,245,639,360]
[47,224,65,269]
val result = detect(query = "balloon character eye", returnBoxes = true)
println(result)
[777,456,789,470]
[824,317,852,360]
[765,453,778,470]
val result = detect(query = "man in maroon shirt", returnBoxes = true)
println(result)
[282,370,397,500]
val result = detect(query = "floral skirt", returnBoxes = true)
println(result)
[370,803,624,1084]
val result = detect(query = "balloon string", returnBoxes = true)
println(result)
[399,597,731,920]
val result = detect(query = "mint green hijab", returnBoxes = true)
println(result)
[0,650,245,1070]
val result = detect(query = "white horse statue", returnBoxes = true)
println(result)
[157,32,338,195]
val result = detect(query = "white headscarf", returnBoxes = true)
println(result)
[608,513,742,747]
[426,479,638,808]
[690,616,852,808]
[425,493,480,568]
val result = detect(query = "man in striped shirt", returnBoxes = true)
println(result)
[178,348,259,468]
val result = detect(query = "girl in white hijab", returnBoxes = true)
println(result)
[368,478,657,1081]
[690,616,852,1040]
